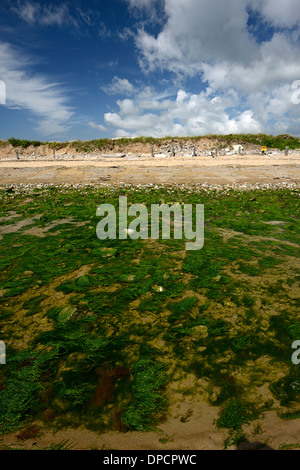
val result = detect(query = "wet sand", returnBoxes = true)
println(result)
[1,402,299,450]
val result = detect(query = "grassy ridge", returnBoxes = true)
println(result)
[1,133,300,151]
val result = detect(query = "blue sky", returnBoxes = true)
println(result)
[0,0,300,141]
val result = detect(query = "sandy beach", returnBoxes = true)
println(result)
[0,153,300,186]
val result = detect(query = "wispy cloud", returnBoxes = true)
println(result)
[76,7,97,27]
[108,58,120,67]
[0,42,74,136]
[117,27,135,41]
[88,121,106,132]
[11,1,106,31]
[11,1,78,27]
[125,0,165,21]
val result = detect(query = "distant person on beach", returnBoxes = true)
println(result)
[261,146,267,155]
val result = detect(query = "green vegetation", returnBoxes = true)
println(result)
[0,184,299,446]
[206,133,300,150]
[121,359,168,431]
[217,399,252,430]
[8,138,42,149]
[2,133,300,152]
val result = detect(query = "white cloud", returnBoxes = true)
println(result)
[0,42,74,136]
[116,98,139,116]
[201,33,300,95]
[134,0,300,89]
[11,1,78,27]
[14,1,36,23]
[101,76,136,95]
[126,0,154,8]
[135,0,258,74]
[125,0,166,24]
[108,58,120,67]
[117,27,135,41]
[104,87,264,138]
[110,0,300,137]
[126,0,162,14]
[88,121,107,132]
[250,0,300,28]
[76,7,100,27]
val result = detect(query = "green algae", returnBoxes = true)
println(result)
[0,185,299,438]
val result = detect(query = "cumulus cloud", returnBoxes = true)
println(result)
[101,76,136,95]
[106,0,300,137]
[250,0,300,28]
[0,42,74,136]
[135,0,300,81]
[200,33,300,95]
[135,0,258,74]
[104,88,263,138]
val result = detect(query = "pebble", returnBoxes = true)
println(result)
[1,181,299,194]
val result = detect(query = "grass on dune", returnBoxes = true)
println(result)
[3,132,300,152]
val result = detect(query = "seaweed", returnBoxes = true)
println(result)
[121,359,169,431]
[0,185,299,441]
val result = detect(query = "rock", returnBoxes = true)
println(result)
[152,285,164,292]
[58,306,78,322]
[232,145,243,154]
[192,325,208,336]
[290,381,300,391]
[98,247,117,258]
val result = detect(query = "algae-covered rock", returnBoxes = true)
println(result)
[76,274,91,288]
